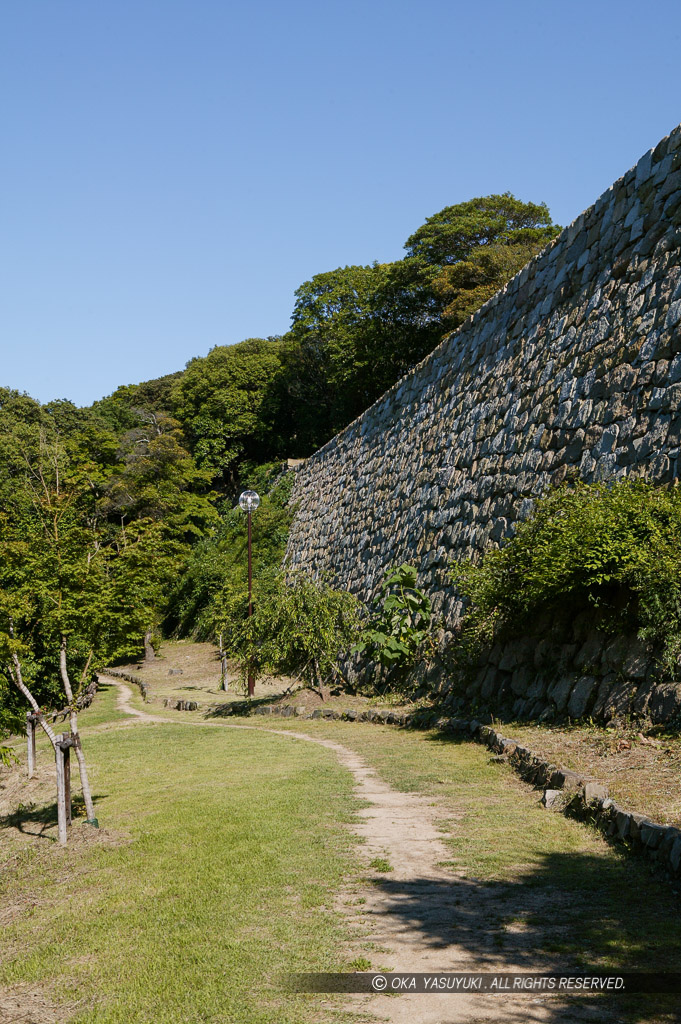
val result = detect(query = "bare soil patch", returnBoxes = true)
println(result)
[114,639,418,719]
[0,757,129,853]
[265,686,412,715]
[0,984,79,1024]
[0,762,56,820]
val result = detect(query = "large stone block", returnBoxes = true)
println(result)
[549,674,576,712]
[647,683,681,723]
[567,675,597,719]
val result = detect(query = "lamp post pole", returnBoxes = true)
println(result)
[247,506,254,697]
[239,490,260,698]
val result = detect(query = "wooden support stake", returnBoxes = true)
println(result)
[64,740,72,827]
[26,713,36,779]
[55,735,67,846]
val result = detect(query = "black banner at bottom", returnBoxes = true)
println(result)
[288,972,681,994]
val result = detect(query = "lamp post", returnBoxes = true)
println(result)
[238,489,260,697]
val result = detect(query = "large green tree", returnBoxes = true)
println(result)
[279,194,560,454]
[0,425,133,823]
[279,259,444,451]
[171,338,285,484]
[404,192,559,267]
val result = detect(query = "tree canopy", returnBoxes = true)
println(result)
[405,192,559,267]
[171,338,285,483]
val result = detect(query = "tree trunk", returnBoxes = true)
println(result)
[312,659,325,701]
[143,628,156,662]
[218,634,228,691]
[9,653,58,750]
[60,638,97,824]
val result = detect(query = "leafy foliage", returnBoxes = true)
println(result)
[163,465,295,640]
[0,392,217,719]
[356,564,436,678]
[171,338,285,483]
[218,571,359,693]
[0,692,22,764]
[432,241,550,329]
[277,194,558,454]
[405,192,559,267]
[450,481,681,668]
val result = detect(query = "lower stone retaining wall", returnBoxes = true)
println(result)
[439,616,681,727]
[251,702,681,886]
[472,719,681,886]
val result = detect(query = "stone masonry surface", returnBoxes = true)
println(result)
[286,124,681,631]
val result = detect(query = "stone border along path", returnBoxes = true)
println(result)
[102,677,622,1023]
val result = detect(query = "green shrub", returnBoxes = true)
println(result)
[217,571,359,694]
[355,563,438,688]
[450,480,681,669]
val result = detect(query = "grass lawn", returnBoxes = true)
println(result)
[4,683,681,1023]
[0,706,362,1023]
[250,717,681,1021]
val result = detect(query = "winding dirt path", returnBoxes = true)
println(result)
[102,677,611,1024]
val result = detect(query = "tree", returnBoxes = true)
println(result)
[217,571,359,698]
[279,195,560,456]
[280,264,389,447]
[171,338,285,484]
[404,192,559,267]
[0,429,110,827]
[98,410,218,655]
[280,261,444,451]
[432,240,551,329]
[0,410,218,836]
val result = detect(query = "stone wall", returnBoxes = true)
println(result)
[444,618,681,728]
[285,123,681,721]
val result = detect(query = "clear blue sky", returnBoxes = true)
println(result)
[2,0,680,406]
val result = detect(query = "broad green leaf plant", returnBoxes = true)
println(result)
[356,563,436,684]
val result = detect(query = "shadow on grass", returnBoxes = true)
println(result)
[0,793,107,841]
[206,693,283,718]
[368,850,680,1022]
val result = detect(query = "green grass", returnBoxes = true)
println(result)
[247,717,681,1021]
[6,690,681,1023]
[78,681,132,728]
[0,717,362,1023]
[368,857,393,873]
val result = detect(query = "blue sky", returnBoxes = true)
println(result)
[2,0,680,406]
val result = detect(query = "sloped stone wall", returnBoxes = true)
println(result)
[285,123,681,721]
[446,618,681,728]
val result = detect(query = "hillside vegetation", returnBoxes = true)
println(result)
[0,193,558,740]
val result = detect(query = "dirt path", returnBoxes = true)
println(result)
[103,677,614,1024]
